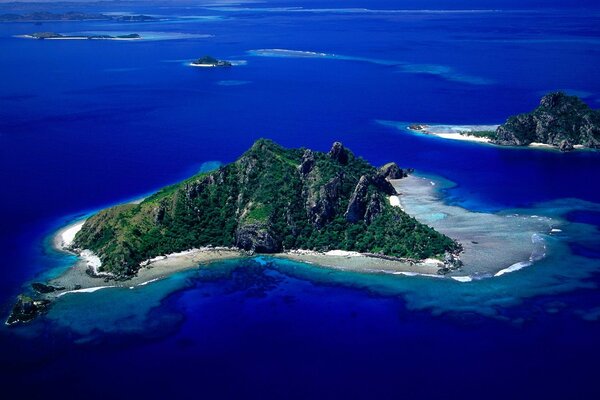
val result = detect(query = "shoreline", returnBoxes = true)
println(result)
[45,247,248,300]
[402,123,588,150]
[46,172,557,293]
[392,175,559,279]
[15,34,143,41]
[6,172,564,325]
[406,123,497,144]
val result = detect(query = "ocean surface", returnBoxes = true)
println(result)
[1,1,600,398]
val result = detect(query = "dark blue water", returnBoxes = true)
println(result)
[1,1,600,399]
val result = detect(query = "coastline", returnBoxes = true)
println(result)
[392,175,559,279]
[401,123,587,150]
[406,123,498,144]
[46,247,247,300]
[273,250,442,276]
[24,169,560,306]
[15,34,142,41]
[6,169,568,325]
[46,172,559,293]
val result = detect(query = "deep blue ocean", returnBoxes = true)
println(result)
[1,1,600,398]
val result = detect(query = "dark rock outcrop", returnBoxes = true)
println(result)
[364,194,384,225]
[345,174,396,223]
[328,141,349,165]
[235,223,282,253]
[493,92,600,150]
[5,295,50,326]
[31,282,65,294]
[345,176,369,223]
[311,175,343,227]
[298,149,315,175]
[378,162,406,179]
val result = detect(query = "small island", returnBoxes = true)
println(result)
[406,92,600,151]
[6,140,463,325]
[191,56,233,67]
[20,32,142,40]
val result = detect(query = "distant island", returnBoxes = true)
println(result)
[0,11,159,22]
[19,32,142,40]
[191,56,233,67]
[7,140,462,325]
[407,92,600,151]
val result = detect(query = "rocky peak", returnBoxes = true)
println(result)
[378,162,405,180]
[298,149,315,176]
[540,92,568,109]
[494,92,600,150]
[328,141,348,165]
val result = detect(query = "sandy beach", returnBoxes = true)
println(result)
[406,124,499,144]
[40,170,561,299]
[45,218,247,298]
[274,250,443,276]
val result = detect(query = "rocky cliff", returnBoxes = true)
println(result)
[72,139,458,278]
[493,92,600,151]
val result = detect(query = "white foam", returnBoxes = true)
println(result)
[325,250,364,257]
[551,228,562,233]
[57,286,116,297]
[494,261,532,277]
[389,195,400,207]
[451,276,473,282]
[80,249,113,277]
[393,271,444,279]
[137,278,160,286]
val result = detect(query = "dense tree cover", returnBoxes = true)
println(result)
[74,139,457,278]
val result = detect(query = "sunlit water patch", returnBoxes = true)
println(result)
[216,80,252,86]
[248,49,492,84]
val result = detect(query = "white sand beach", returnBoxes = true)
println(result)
[406,124,499,144]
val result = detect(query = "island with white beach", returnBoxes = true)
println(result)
[401,92,600,151]
[190,55,232,67]
[6,139,562,325]
[18,32,142,40]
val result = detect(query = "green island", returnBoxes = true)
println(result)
[73,139,458,277]
[6,140,462,325]
[25,32,141,40]
[191,56,233,67]
[493,92,600,151]
[407,92,600,151]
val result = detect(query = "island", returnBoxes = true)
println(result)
[406,92,600,151]
[20,32,142,40]
[191,56,233,67]
[6,140,462,325]
[0,12,159,22]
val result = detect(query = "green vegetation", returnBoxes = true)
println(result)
[192,56,232,67]
[74,139,458,278]
[461,130,497,140]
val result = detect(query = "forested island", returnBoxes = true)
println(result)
[408,92,600,151]
[0,12,158,22]
[7,140,463,325]
[73,139,458,277]
[191,56,232,67]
